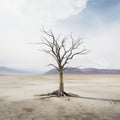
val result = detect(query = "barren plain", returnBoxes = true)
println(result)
[0,74,120,120]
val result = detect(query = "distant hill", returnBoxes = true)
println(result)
[0,66,40,75]
[1,66,120,75]
[45,68,120,75]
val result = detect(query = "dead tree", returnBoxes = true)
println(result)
[36,28,88,97]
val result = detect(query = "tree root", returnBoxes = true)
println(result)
[34,90,120,103]
[34,90,80,99]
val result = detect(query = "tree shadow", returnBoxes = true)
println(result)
[78,96,120,103]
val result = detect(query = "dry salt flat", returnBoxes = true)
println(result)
[0,75,120,120]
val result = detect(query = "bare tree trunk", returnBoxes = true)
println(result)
[36,28,88,97]
[59,69,64,93]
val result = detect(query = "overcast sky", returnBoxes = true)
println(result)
[0,0,120,72]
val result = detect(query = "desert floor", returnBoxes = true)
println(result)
[0,74,120,120]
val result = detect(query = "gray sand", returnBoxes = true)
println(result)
[0,75,120,120]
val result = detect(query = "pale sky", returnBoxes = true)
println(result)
[0,0,120,73]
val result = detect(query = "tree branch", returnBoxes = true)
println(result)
[48,64,59,71]
[36,28,88,71]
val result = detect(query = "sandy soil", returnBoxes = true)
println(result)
[0,75,120,120]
